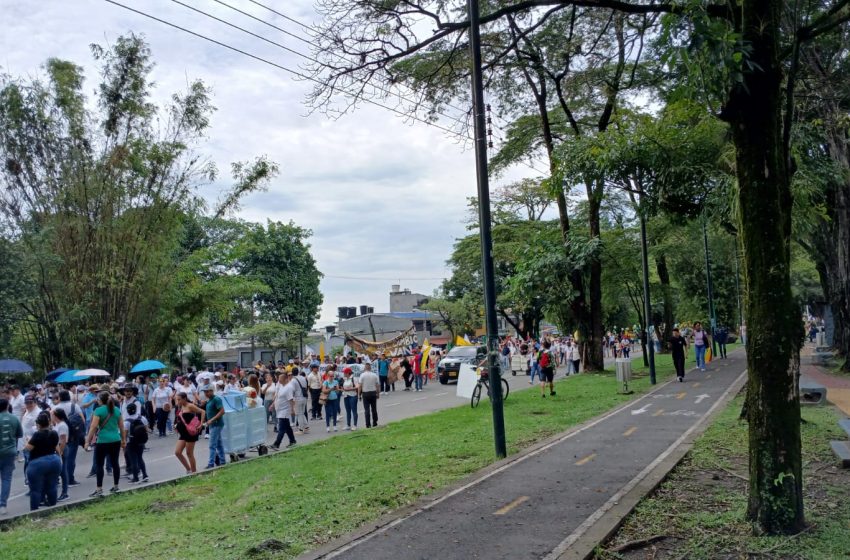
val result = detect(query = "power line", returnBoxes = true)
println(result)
[104,0,466,139]
[105,0,547,176]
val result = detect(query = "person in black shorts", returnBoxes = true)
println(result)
[669,327,689,382]
[173,392,205,474]
[539,340,556,397]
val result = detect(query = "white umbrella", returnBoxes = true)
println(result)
[74,368,111,377]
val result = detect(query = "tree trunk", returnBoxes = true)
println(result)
[724,0,804,534]
[585,182,605,371]
[656,253,674,353]
[823,129,850,370]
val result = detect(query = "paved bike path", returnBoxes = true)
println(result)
[308,352,747,560]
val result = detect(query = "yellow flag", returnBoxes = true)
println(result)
[319,341,325,362]
[421,340,431,371]
[455,335,472,347]
[706,346,712,363]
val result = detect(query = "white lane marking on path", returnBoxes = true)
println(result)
[543,367,748,560]
[694,394,710,404]
[631,404,652,415]
[435,392,448,396]
[412,397,428,402]
[386,402,402,407]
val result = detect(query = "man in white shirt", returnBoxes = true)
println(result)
[358,363,380,429]
[291,370,309,434]
[20,397,39,484]
[269,372,296,450]
[306,364,323,420]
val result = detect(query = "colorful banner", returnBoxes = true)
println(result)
[344,327,417,356]
[455,335,472,347]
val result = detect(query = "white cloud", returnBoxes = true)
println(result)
[1,0,534,326]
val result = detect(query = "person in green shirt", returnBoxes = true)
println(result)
[85,392,126,497]
[201,384,226,469]
[0,398,24,515]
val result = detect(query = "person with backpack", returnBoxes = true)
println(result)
[692,321,711,371]
[50,408,71,501]
[124,402,149,483]
[54,390,84,487]
[539,340,557,398]
[292,369,309,434]
[173,392,205,475]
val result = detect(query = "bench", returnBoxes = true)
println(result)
[830,440,850,468]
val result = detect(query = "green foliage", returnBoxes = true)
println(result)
[0,35,280,373]
[186,341,206,371]
[241,221,323,332]
[420,295,481,339]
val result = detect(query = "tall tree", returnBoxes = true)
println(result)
[0,35,276,372]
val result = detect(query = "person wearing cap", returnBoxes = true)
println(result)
[0,397,24,515]
[269,372,296,449]
[201,383,226,468]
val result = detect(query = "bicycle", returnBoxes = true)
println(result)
[471,366,510,408]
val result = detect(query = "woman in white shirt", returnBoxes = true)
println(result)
[51,408,71,501]
[341,368,359,431]
[150,377,173,437]
[261,372,278,425]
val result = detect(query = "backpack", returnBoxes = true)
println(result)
[297,377,308,399]
[130,417,148,444]
[539,350,551,369]
[67,404,87,445]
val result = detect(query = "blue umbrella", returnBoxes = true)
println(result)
[130,359,167,374]
[46,367,71,382]
[0,358,33,374]
[56,370,86,383]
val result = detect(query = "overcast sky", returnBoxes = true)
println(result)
[1,0,536,327]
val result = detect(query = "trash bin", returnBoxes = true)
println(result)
[816,332,825,348]
[615,358,632,394]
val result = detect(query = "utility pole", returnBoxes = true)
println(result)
[467,0,506,459]
[702,218,718,355]
[638,195,657,384]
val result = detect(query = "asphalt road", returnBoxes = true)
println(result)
[2,353,639,519]
[310,350,745,560]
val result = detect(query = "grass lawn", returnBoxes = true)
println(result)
[595,394,850,559]
[0,347,718,560]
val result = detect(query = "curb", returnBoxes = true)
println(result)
[551,358,748,559]
[298,353,742,560]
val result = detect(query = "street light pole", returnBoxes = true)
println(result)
[638,197,657,384]
[702,218,718,355]
[467,0,506,459]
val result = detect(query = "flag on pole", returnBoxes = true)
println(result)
[421,339,431,372]
[319,341,325,362]
[455,335,472,347]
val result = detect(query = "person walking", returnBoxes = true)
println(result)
[359,363,380,429]
[201,383,226,468]
[377,354,390,393]
[307,364,323,420]
[150,377,173,438]
[270,372,297,449]
[0,398,23,515]
[124,402,149,483]
[261,372,278,425]
[341,368,359,431]
[322,373,340,431]
[173,392,205,474]
[670,327,689,382]
[400,355,413,390]
[50,408,71,501]
[692,321,710,371]
[20,396,38,487]
[388,358,400,391]
[53,390,83,487]
[24,412,61,511]
[85,391,125,497]
[292,369,310,434]
[539,341,557,398]
[715,325,728,359]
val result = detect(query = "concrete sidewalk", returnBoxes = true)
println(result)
[800,342,850,415]
[303,352,748,560]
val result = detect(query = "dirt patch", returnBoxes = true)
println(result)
[247,538,293,556]
[147,499,193,513]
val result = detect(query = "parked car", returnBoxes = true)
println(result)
[437,345,487,384]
